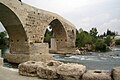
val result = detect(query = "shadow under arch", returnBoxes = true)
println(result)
[0,3,29,54]
[44,19,67,51]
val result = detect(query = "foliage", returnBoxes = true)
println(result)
[90,28,98,38]
[115,39,120,45]
[107,29,116,36]
[76,27,112,52]
[104,36,112,46]
[0,31,8,46]
[44,29,53,47]
[76,31,92,48]
[94,39,107,52]
[100,29,116,37]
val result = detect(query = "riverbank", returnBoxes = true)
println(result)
[0,66,44,80]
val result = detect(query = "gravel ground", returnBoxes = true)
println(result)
[0,66,45,80]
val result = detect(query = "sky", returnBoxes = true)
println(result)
[0,0,120,35]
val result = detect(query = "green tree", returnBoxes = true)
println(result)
[44,29,53,47]
[90,28,98,37]
[95,39,107,52]
[0,31,8,46]
[104,36,112,46]
[76,31,92,48]
[115,39,120,45]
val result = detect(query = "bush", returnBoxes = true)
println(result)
[76,31,92,48]
[115,39,120,45]
[104,36,112,46]
[0,31,8,46]
[95,39,107,52]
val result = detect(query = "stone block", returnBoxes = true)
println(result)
[51,38,57,51]
[19,61,43,77]
[6,53,30,63]
[30,43,49,55]
[30,54,52,63]
[82,70,112,80]
[37,60,63,79]
[112,67,120,80]
[0,58,3,66]
[57,63,86,80]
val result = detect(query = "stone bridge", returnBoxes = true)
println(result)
[0,0,76,63]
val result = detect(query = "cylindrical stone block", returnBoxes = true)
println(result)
[82,70,112,80]
[112,67,120,80]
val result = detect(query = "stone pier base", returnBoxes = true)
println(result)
[6,53,30,63]
[6,53,52,64]
[0,49,3,66]
[0,58,3,66]
[5,43,52,64]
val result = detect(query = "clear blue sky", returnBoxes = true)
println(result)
[0,0,120,35]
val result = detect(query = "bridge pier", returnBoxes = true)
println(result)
[0,50,3,66]
[6,43,52,63]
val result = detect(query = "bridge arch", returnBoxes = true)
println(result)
[0,3,29,54]
[44,19,67,51]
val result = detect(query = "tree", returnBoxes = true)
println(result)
[76,31,92,48]
[78,28,83,33]
[90,28,98,37]
[44,29,53,47]
[107,29,116,36]
[104,36,112,46]
[115,39,120,45]
[95,39,107,52]
[0,31,8,46]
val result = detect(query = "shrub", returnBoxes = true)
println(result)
[95,39,107,52]
[115,39,120,45]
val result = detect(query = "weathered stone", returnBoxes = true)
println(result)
[82,70,112,80]
[6,53,30,64]
[112,67,120,80]
[19,61,43,77]
[57,63,86,80]
[0,58,3,66]
[46,60,63,67]
[37,60,63,79]
[73,49,81,55]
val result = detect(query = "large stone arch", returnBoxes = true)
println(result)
[0,0,76,63]
[0,3,29,54]
[44,19,68,51]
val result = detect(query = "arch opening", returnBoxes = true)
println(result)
[0,3,29,55]
[44,19,67,51]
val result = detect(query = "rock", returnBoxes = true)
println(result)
[37,60,63,79]
[73,49,81,55]
[46,60,63,67]
[82,70,112,80]
[57,63,86,80]
[18,61,43,77]
[112,67,120,80]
